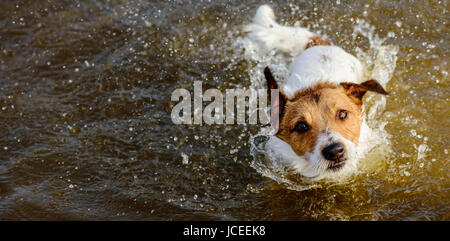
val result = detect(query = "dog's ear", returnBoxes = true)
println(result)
[264,67,287,130]
[340,79,388,105]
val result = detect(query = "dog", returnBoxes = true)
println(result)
[245,5,388,180]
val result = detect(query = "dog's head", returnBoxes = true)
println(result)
[265,67,387,175]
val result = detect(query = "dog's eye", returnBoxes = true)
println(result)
[295,121,309,133]
[337,110,348,120]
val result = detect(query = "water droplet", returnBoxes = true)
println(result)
[181,152,189,165]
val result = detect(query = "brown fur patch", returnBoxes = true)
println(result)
[341,79,388,105]
[305,36,331,50]
[276,82,362,157]
[264,67,288,130]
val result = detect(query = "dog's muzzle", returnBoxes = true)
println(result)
[322,142,347,170]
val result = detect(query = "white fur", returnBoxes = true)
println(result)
[244,5,315,55]
[244,5,364,98]
[265,130,360,180]
[284,46,364,98]
[246,5,368,180]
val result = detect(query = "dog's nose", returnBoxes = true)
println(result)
[322,142,345,161]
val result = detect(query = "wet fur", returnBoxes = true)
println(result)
[246,5,388,180]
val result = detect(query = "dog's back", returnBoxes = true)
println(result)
[284,46,364,97]
[244,5,364,98]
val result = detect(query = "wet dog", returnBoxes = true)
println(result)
[245,5,388,179]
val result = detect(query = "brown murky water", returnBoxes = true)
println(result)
[0,0,448,220]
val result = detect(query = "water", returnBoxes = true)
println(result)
[0,0,448,220]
